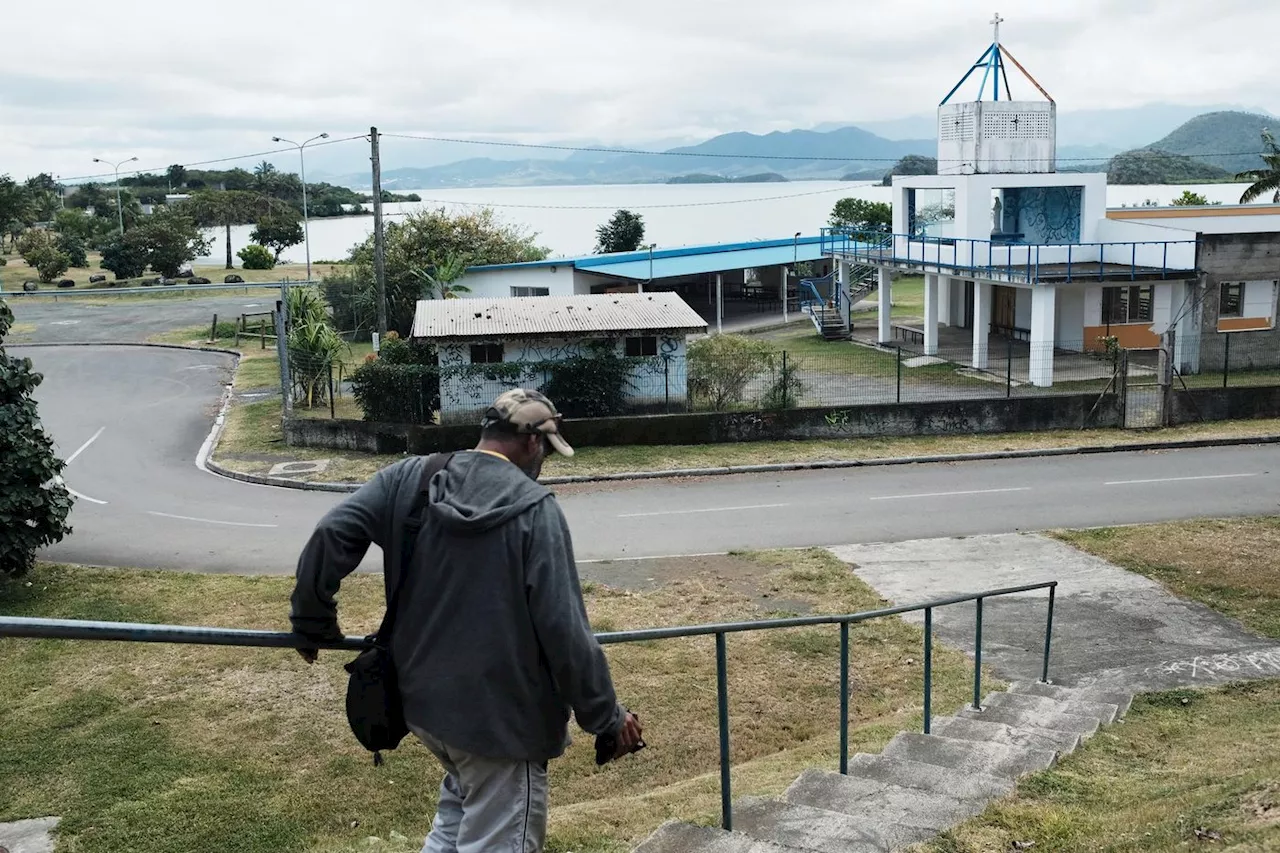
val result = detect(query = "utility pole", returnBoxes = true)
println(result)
[370,126,388,336]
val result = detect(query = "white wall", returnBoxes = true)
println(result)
[435,334,689,424]
[1244,280,1278,321]
[458,265,577,299]
[1112,213,1280,234]
[1015,288,1032,329]
[1094,218,1198,270]
[1056,286,1086,346]
[1151,283,1174,332]
[1084,286,1103,326]
[896,172,1108,243]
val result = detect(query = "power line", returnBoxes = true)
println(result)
[389,185,866,211]
[380,131,1267,165]
[55,134,368,184]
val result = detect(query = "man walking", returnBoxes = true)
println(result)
[290,388,643,853]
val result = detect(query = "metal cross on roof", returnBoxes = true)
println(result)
[991,11,1004,43]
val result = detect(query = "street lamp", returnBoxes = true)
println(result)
[642,243,656,294]
[92,156,138,235]
[271,133,329,281]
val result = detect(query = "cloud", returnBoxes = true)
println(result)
[3,0,1277,179]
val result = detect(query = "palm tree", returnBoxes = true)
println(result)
[181,190,289,269]
[411,254,471,300]
[1237,130,1280,203]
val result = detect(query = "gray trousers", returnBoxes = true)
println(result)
[412,725,549,853]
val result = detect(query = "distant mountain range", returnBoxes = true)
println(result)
[336,107,1277,191]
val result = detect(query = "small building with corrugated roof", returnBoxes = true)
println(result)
[411,292,708,423]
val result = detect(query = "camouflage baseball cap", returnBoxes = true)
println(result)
[482,388,575,457]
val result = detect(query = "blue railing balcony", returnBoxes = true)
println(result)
[820,228,1198,284]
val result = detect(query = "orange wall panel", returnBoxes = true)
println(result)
[1083,324,1161,351]
[1217,317,1273,332]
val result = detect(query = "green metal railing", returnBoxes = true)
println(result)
[0,580,1056,831]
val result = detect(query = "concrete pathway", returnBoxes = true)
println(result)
[827,532,1280,687]
[0,817,59,853]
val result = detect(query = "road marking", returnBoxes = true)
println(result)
[147,511,278,528]
[618,503,789,519]
[67,486,107,505]
[1104,473,1259,486]
[65,427,105,466]
[869,487,1032,501]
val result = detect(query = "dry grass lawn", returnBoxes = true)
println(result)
[0,549,986,853]
[1055,517,1280,639]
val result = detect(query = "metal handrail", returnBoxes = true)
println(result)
[0,579,1057,832]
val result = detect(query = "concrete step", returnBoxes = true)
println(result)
[881,732,1058,778]
[983,690,1121,725]
[633,821,791,853]
[930,714,1082,755]
[733,797,891,853]
[784,768,984,845]
[845,752,1015,800]
[1009,681,1134,718]
[958,702,1101,737]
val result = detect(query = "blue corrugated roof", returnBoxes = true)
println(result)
[467,235,827,280]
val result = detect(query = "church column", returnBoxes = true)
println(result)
[972,281,991,369]
[1029,284,1057,386]
[877,268,892,344]
[924,274,939,356]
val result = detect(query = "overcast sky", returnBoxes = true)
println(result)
[3,0,1277,181]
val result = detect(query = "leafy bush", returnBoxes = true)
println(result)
[0,257,6,266]
[687,335,778,411]
[541,343,635,418]
[351,362,441,424]
[760,354,805,410]
[238,243,275,270]
[285,286,345,407]
[25,245,71,283]
[1,297,73,576]
[99,234,149,279]
[55,232,88,268]
[15,228,53,260]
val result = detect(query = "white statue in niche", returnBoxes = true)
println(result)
[992,196,1003,235]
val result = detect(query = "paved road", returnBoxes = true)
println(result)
[6,291,281,344]
[20,344,1280,574]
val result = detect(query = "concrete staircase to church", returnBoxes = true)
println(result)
[632,681,1133,853]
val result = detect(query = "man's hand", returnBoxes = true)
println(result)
[612,712,644,760]
[296,646,319,664]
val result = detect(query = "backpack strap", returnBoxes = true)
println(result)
[374,452,455,645]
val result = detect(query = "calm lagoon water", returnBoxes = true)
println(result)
[199,181,1261,266]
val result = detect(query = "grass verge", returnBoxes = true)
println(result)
[1054,517,1280,639]
[0,549,986,853]
[914,680,1280,852]
[0,254,347,291]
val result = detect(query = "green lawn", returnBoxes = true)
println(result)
[0,250,347,293]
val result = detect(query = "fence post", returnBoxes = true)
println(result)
[260,318,266,350]
[715,632,733,831]
[1223,333,1231,388]
[923,607,933,734]
[781,351,790,409]
[275,301,292,417]
[839,622,849,775]
[664,356,671,414]
[1006,335,1013,398]
[896,345,902,404]
[209,313,218,344]
[328,364,336,419]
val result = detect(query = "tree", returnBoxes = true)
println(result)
[99,233,150,279]
[1237,130,1280,203]
[0,296,74,577]
[339,207,548,336]
[411,253,472,300]
[881,155,938,186]
[132,209,212,277]
[166,164,187,190]
[66,182,109,215]
[595,209,645,253]
[56,232,89,268]
[249,212,304,262]
[829,198,892,232]
[237,244,275,270]
[181,190,286,269]
[1171,190,1212,206]
[687,334,778,411]
[53,209,100,243]
[253,160,279,193]
[0,176,32,245]
[24,174,61,221]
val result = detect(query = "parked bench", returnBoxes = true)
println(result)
[892,324,925,345]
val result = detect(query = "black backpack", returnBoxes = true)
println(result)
[343,452,454,765]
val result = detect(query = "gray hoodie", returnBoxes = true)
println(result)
[289,451,624,761]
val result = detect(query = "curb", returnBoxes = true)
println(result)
[204,433,1280,494]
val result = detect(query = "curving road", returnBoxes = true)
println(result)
[18,344,1280,575]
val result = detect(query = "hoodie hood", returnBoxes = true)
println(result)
[428,451,551,533]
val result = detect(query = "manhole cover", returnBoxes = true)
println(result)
[269,459,330,477]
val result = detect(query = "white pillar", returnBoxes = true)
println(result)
[836,259,850,327]
[924,273,939,356]
[937,276,953,326]
[972,281,991,369]
[716,272,724,335]
[780,265,789,323]
[877,268,892,344]
[1029,285,1057,386]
